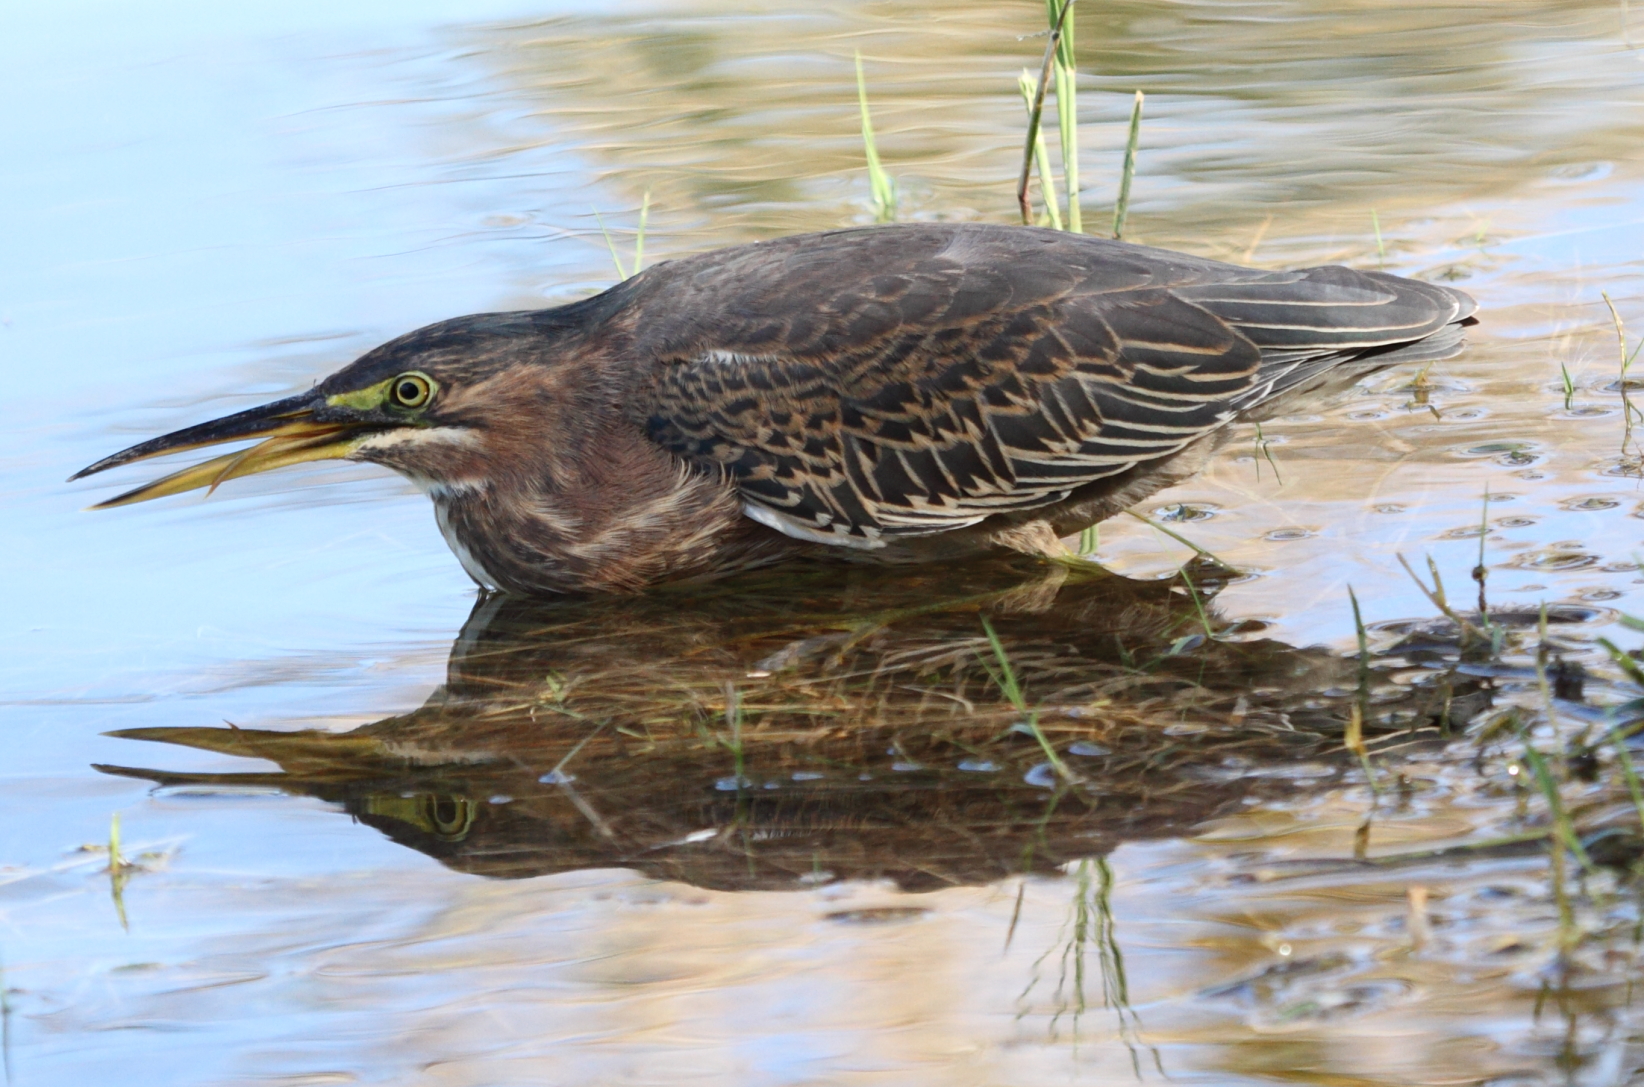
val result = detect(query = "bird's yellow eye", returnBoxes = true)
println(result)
[389,372,434,409]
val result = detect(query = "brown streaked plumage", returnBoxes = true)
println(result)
[72,223,1477,595]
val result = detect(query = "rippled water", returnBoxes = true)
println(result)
[4,1,1644,1084]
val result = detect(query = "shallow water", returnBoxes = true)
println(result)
[4,1,1644,1083]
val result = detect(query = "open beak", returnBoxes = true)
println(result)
[70,394,377,509]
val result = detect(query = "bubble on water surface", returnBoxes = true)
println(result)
[1152,502,1218,522]
[1023,762,1058,788]
[1509,550,1599,571]
[1456,440,1544,468]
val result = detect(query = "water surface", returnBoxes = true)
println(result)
[4,1,1644,1084]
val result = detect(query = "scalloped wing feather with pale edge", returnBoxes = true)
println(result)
[631,224,1474,548]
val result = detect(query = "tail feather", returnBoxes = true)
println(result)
[1232,311,1473,422]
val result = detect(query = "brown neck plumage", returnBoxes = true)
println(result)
[429,416,796,595]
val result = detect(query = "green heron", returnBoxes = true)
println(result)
[74,223,1476,595]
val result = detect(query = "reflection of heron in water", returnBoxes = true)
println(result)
[99,557,1486,891]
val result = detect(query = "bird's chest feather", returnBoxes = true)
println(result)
[430,495,501,591]
[425,452,790,594]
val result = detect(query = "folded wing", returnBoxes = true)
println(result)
[632,224,1473,548]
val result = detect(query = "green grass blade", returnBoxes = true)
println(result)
[1611,730,1644,831]
[979,615,1025,711]
[1348,586,1370,683]
[633,190,650,274]
[1603,291,1629,373]
[1112,91,1143,240]
[1252,421,1283,483]
[1179,570,1213,640]
[1520,743,1595,871]
[980,616,1078,782]
[1474,489,1492,627]
[1599,636,1644,689]
[855,51,896,222]
[1018,71,1063,230]
[1123,509,1234,570]
[593,208,628,281]
[1046,0,1080,232]
[108,811,124,870]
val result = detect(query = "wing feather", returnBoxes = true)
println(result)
[630,224,1472,547]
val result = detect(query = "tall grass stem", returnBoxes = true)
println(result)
[855,51,896,222]
[1112,91,1143,240]
[1611,730,1644,831]
[1049,0,1081,232]
[633,191,650,274]
[1018,1,1073,226]
[979,616,1078,783]
[1018,71,1063,230]
[1123,509,1233,569]
[594,208,627,280]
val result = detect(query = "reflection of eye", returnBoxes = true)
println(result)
[390,372,434,409]
[419,795,476,841]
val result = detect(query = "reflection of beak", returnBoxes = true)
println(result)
[70,394,377,509]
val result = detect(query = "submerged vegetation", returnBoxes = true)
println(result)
[1602,291,1644,475]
